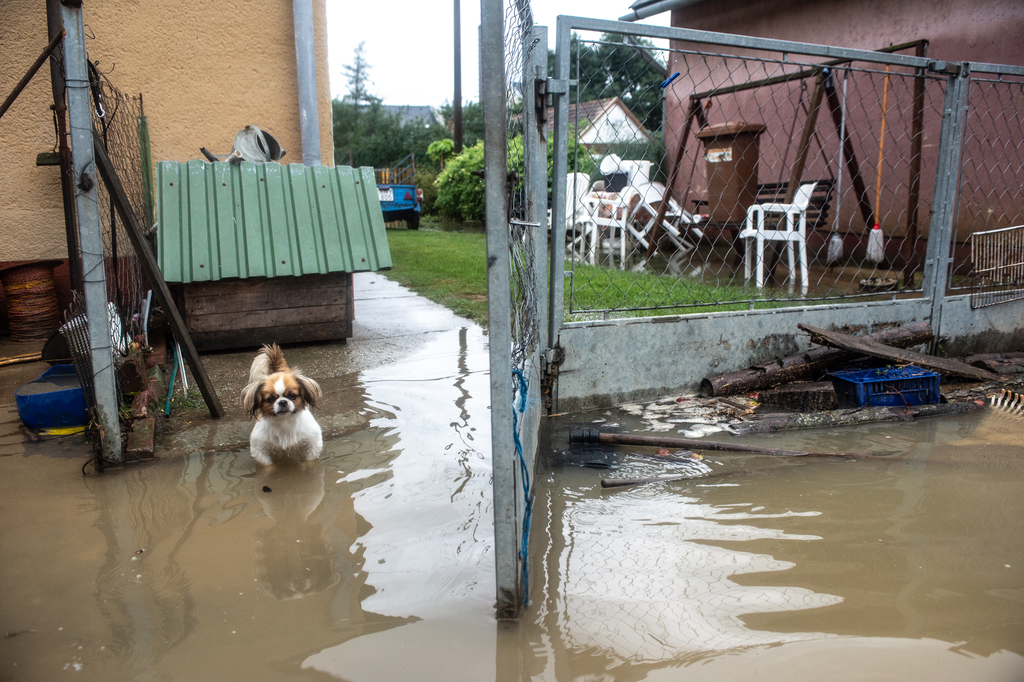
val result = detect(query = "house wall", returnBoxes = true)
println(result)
[661,0,1024,246]
[0,0,334,268]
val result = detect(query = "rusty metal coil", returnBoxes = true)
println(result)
[1,261,61,341]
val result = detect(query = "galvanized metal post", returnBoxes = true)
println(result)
[481,0,519,619]
[292,0,321,166]
[547,16,572,351]
[923,64,969,350]
[60,2,122,462]
[528,25,549,369]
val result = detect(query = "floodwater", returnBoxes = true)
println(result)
[1,276,1022,680]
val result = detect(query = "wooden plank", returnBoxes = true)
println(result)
[182,272,350,299]
[798,324,1000,381]
[191,321,352,352]
[184,287,349,315]
[94,138,225,418]
[187,303,348,333]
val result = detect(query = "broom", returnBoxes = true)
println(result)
[868,64,891,264]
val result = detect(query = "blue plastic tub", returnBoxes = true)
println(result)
[830,365,941,409]
[15,364,89,429]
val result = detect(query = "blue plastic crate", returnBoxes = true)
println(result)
[15,365,89,429]
[830,365,940,408]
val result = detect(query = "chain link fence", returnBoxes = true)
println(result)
[58,51,154,423]
[560,31,963,320]
[952,70,1024,306]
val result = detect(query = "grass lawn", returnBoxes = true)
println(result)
[382,225,799,327]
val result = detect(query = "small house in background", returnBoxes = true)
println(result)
[156,161,391,352]
[543,97,654,156]
[381,105,444,128]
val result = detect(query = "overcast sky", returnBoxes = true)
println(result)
[325,0,672,107]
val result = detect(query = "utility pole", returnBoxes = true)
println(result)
[453,0,463,153]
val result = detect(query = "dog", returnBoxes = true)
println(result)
[241,344,323,466]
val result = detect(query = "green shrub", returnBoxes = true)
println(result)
[435,141,485,221]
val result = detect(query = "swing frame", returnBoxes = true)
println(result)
[657,39,929,286]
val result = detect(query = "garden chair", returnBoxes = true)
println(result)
[739,181,817,290]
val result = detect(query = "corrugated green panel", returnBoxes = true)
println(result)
[156,161,392,284]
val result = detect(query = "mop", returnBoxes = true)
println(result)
[827,73,848,271]
[868,65,891,264]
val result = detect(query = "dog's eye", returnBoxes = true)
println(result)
[286,392,298,400]
[265,394,277,403]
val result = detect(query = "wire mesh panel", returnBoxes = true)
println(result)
[90,67,153,348]
[952,70,1024,301]
[559,30,950,320]
[57,52,153,429]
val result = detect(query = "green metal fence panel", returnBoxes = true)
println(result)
[156,161,391,283]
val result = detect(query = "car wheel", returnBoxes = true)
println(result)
[408,212,420,230]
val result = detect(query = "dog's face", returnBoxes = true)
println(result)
[245,371,320,420]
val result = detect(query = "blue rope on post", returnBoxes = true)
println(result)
[511,368,532,607]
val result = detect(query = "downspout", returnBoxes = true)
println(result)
[293,0,321,166]
[618,0,704,22]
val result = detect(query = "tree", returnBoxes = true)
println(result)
[333,44,447,172]
[342,42,378,110]
[438,100,484,149]
[549,33,666,132]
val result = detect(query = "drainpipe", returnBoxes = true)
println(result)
[293,0,321,166]
[618,0,703,22]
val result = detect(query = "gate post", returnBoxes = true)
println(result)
[481,0,518,619]
[923,63,969,351]
[547,17,573,352]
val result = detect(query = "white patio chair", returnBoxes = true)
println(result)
[739,181,818,290]
[563,173,601,262]
[625,181,704,256]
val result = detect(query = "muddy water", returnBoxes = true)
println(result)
[1,322,1023,680]
[533,408,1024,680]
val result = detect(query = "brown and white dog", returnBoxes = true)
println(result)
[241,344,323,466]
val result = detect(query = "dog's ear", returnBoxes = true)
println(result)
[240,380,264,419]
[295,373,322,409]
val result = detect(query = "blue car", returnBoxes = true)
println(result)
[377,183,422,230]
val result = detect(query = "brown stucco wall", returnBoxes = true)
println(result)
[671,0,1023,65]
[0,0,334,267]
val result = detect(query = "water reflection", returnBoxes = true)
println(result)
[252,461,339,600]
[518,409,1024,679]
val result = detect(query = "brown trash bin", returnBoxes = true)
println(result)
[695,122,767,223]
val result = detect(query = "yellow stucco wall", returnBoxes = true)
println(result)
[0,0,334,263]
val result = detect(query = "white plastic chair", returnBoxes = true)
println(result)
[739,182,817,290]
[564,172,601,262]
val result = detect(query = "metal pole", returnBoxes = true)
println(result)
[547,16,572,352]
[454,0,464,154]
[292,0,321,166]
[529,25,549,361]
[481,0,518,619]
[60,2,122,463]
[923,65,969,352]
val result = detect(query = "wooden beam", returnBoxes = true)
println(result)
[902,40,929,288]
[92,137,225,419]
[648,97,702,257]
[785,69,827,203]
[798,323,1000,382]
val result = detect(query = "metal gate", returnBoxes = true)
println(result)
[545,17,1024,412]
[482,0,547,619]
